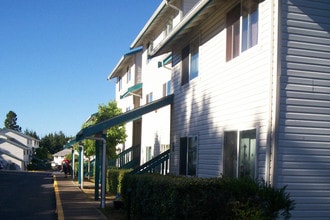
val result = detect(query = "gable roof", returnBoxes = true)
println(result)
[53,149,72,157]
[0,149,24,162]
[0,128,39,141]
[107,47,143,80]
[0,137,29,150]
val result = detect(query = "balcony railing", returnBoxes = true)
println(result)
[109,145,141,169]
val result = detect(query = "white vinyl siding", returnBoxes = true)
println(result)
[277,1,330,219]
[170,0,272,178]
[140,52,172,165]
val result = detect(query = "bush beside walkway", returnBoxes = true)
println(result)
[121,174,295,219]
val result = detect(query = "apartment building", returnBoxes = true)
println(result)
[110,0,329,218]
[108,45,172,166]
[0,128,40,170]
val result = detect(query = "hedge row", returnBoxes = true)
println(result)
[106,168,131,195]
[121,174,295,219]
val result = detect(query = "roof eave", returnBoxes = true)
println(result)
[130,1,167,49]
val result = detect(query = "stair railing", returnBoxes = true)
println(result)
[131,149,170,175]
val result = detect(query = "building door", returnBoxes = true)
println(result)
[179,136,197,176]
[132,118,142,165]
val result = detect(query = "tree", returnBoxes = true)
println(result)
[4,110,22,132]
[82,101,127,159]
[39,131,70,154]
[27,130,69,170]
[24,129,40,140]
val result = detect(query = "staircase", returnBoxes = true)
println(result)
[131,149,170,175]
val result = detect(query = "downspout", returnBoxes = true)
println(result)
[164,0,183,19]
[268,0,281,186]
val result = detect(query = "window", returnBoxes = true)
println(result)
[164,19,173,37]
[163,80,172,97]
[226,0,258,61]
[190,40,199,80]
[146,92,153,104]
[118,76,122,91]
[179,136,197,176]
[147,42,153,63]
[181,39,199,85]
[242,0,258,51]
[161,144,170,153]
[126,66,131,83]
[223,129,256,178]
[146,146,152,161]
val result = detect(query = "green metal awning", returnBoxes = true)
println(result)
[63,138,78,149]
[76,94,173,142]
[120,83,143,99]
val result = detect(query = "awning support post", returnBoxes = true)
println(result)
[78,145,84,189]
[71,148,75,180]
[88,136,106,209]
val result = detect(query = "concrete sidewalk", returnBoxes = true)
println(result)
[53,172,108,220]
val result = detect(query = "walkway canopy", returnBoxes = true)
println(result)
[65,94,174,147]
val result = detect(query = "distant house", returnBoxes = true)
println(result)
[52,148,72,167]
[0,128,40,171]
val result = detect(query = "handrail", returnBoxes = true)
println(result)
[131,149,170,174]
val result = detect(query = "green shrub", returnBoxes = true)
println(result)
[107,168,131,196]
[121,174,295,219]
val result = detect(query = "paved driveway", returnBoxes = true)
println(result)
[0,170,56,220]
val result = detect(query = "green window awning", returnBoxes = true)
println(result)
[75,94,174,142]
[120,83,143,99]
[158,54,172,68]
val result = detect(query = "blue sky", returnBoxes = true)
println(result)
[0,0,161,138]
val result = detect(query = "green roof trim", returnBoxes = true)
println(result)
[124,47,143,57]
[76,94,174,142]
[120,83,143,99]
